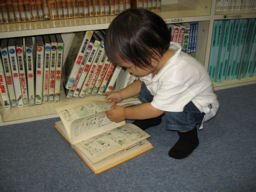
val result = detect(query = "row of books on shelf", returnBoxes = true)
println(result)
[0,34,64,109]
[168,22,199,56]
[215,0,256,11]
[63,30,137,99]
[208,18,256,83]
[0,0,161,24]
[0,30,138,109]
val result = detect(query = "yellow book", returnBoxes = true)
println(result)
[55,99,153,174]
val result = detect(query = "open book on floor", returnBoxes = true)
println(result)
[55,100,153,174]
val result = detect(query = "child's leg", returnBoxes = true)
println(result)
[133,83,162,130]
[165,102,205,159]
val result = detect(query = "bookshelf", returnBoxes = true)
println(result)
[0,0,255,125]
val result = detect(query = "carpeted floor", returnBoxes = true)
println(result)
[0,84,256,192]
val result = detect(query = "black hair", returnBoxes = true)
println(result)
[104,8,171,68]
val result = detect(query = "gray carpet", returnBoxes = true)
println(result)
[0,84,256,192]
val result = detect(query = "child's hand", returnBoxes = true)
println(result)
[103,91,123,104]
[105,105,125,122]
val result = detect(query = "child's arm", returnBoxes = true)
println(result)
[104,80,142,103]
[106,103,164,123]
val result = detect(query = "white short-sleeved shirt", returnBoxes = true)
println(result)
[140,42,219,122]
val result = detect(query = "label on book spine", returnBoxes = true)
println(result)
[8,39,23,107]
[65,31,94,90]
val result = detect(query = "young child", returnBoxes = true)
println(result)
[103,9,219,159]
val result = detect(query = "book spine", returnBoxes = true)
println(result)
[25,37,35,105]
[224,19,235,80]
[56,0,64,19]
[86,41,105,95]
[54,34,64,102]
[91,54,108,94]
[105,65,122,92]
[62,0,68,18]
[42,0,50,20]
[18,0,26,22]
[35,36,44,104]
[236,19,248,79]
[49,34,57,102]
[43,35,51,103]
[208,21,219,81]
[16,38,29,105]
[1,41,16,107]
[13,0,21,22]
[73,42,93,96]
[8,39,23,107]
[30,0,39,21]
[182,24,190,53]
[79,39,101,97]
[23,0,32,21]
[177,25,185,45]
[0,56,10,108]
[35,0,44,20]
[83,0,89,16]
[71,31,94,92]
[245,19,256,77]
[65,31,94,90]
[97,62,115,94]
[48,0,57,20]
[6,0,15,23]
[229,20,240,80]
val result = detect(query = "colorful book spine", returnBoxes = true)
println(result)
[35,0,44,20]
[16,38,29,105]
[105,65,122,93]
[65,31,94,90]
[43,35,51,103]
[1,39,16,107]
[73,42,93,97]
[0,55,10,108]
[8,38,23,107]
[79,39,101,97]
[13,0,21,22]
[35,36,44,104]
[49,34,57,102]
[91,54,109,94]
[54,34,64,102]
[86,40,105,95]
[97,62,115,94]
[25,37,35,105]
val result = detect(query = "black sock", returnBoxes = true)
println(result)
[132,116,162,130]
[168,128,199,159]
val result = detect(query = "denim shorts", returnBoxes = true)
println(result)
[138,83,205,131]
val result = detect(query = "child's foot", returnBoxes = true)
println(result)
[168,128,199,159]
[133,116,162,130]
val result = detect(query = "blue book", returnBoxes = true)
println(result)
[215,20,226,82]
[208,21,222,82]
[247,19,256,77]
[235,19,248,79]
[227,20,239,80]
[245,19,256,77]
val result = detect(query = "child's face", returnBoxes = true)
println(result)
[118,59,158,77]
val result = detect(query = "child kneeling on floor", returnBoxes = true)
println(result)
[104,8,219,159]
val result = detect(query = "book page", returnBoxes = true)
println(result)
[56,100,112,137]
[70,112,125,144]
[75,123,150,163]
[74,140,153,174]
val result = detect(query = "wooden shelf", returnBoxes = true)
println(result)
[214,77,256,90]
